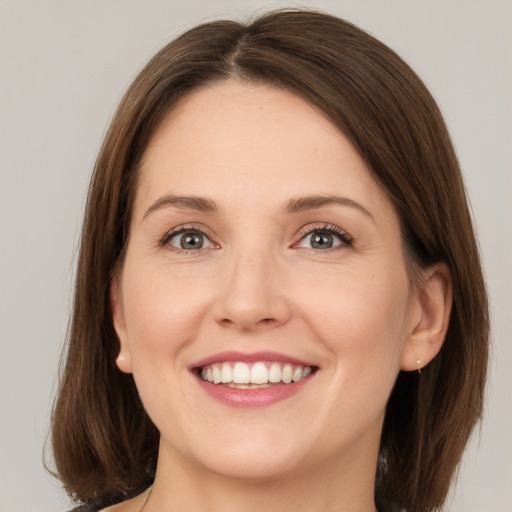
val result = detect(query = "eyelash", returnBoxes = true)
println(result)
[160,224,217,255]
[159,223,354,254]
[294,223,354,251]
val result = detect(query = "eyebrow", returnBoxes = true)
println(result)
[142,193,375,223]
[142,195,217,220]
[284,195,375,222]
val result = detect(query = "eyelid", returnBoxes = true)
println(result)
[292,223,354,249]
[160,223,220,252]
[159,222,352,253]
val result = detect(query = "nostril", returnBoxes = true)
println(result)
[255,318,278,328]
[218,317,276,329]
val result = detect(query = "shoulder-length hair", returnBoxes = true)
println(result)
[49,9,489,512]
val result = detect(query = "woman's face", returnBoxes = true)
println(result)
[112,81,421,481]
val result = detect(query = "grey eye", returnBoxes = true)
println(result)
[309,232,334,249]
[170,232,208,250]
[299,231,343,250]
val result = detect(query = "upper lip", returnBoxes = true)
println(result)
[189,351,316,370]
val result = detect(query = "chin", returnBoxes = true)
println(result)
[202,449,304,482]
[167,429,311,482]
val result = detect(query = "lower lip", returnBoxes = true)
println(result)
[195,377,312,408]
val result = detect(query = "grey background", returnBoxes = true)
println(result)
[0,1,510,510]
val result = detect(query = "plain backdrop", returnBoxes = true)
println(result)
[0,1,511,511]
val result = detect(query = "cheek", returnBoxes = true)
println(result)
[121,262,213,363]
[120,265,211,427]
[304,265,411,375]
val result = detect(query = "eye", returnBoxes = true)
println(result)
[303,231,339,249]
[162,228,217,252]
[295,225,353,251]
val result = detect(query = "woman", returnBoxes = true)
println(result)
[50,9,489,512]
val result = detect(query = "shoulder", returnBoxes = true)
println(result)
[66,505,120,512]
[66,505,105,512]
[65,499,120,512]
[97,500,141,511]
[67,488,149,512]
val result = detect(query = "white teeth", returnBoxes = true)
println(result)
[199,361,314,386]
[268,362,282,383]
[292,366,303,382]
[282,364,293,383]
[226,383,272,389]
[250,362,269,384]
[212,365,222,384]
[220,364,232,383]
[232,362,250,384]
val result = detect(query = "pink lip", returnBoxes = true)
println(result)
[189,351,317,409]
[189,351,313,369]
[195,377,313,408]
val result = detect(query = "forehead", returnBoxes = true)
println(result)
[134,81,392,220]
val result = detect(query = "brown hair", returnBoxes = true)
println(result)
[49,9,489,512]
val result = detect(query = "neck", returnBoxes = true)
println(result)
[145,438,379,512]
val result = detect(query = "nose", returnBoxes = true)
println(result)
[212,252,292,332]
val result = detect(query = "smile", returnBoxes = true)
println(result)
[198,361,314,388]
[190,352,318,407]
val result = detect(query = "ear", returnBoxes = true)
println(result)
[401,262,453,372]
[110,274,133,374]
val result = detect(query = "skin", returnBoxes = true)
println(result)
[108,81,452,512]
